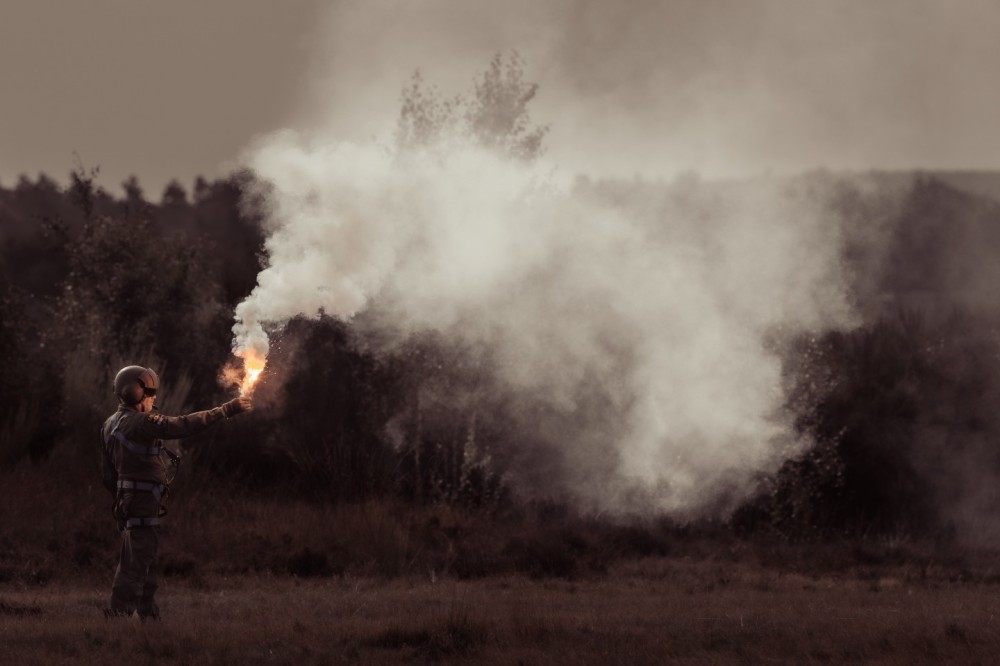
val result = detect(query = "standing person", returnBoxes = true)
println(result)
[100,365,252,620]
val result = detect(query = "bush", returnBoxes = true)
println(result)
[740,309,1000,539]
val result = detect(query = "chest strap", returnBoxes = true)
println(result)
[124,516,160,530]
[117,479,165,502]
[113,431,163,456]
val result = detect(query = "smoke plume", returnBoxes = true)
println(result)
[233,108,856,513]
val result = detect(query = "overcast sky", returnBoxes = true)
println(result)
[3,0,1000,198]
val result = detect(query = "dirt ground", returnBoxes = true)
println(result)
[3,558,1000,664]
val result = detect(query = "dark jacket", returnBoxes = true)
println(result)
[101,404,227,488]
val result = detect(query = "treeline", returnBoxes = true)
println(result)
[5,166,1000,543]
[0,166,509,508]
[572,171,1000,542]
[743,175,1000,541]
[4,54,1000,542]
[0,169,261,463]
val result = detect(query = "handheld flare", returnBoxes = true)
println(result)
[237,347,267,396]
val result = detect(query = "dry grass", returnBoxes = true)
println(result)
[5,464,1000,663]
[3,563,1000,664]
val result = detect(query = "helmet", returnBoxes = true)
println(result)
[113,366,160,405]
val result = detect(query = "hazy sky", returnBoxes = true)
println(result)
[3,0,1000,197]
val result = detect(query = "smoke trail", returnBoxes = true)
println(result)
[232,109,856,513]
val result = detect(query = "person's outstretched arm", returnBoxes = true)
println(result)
[131,396,252,440]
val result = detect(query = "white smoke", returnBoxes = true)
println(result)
[232,115,856,513]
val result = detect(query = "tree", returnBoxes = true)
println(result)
[737,309,1000,538]
[464,52,548,161]
[395,70,459,152]
[161,179,188,208]
[396,52,548,161]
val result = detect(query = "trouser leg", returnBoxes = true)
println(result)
[138,561,160,619]
[109,527,159,616]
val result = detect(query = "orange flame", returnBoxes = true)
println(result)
[237,347,267,396]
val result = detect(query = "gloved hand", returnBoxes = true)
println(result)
[221,396,252,418]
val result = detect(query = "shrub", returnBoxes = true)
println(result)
[740,309,1000,539]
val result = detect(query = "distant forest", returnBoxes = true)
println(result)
[4,56,1000,541]
[4,163,1000,542]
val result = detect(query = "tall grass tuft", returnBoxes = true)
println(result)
[0,402,38,467]
[366,601,491,659]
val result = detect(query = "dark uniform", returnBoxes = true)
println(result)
[101,401,241,618]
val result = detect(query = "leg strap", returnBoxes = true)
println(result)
[124,517,160,530]
[117,479,164,502]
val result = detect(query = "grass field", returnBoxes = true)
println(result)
[4,466,1000,663]
[3,559,1000,664]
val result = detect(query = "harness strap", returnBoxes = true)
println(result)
[117,479,164,502]
[163,446,181,465]
[114,431,163,456]
[124,516,160,529]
